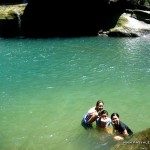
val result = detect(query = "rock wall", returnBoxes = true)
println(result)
[21,0,126,37]
[0,0,149,37]
[0,4,26,37]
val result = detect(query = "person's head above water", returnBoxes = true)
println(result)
[111,113,120,125]
[95,100,104,112]
[99,110,108,118]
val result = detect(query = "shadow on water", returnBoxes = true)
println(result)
[76,127,116,150]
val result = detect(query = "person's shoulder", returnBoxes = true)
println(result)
[119,121,126,126]
[107,117,111,121]
[88,106,97,114]
[119,121,128,128]
[106,117,111,123]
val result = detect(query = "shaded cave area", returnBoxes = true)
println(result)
[21,0,126,37]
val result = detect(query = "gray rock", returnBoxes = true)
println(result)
[111,128,150,150]
[108,12,150,37]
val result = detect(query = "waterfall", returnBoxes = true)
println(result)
[15,11,21,29]
[12,4,27,37]
[13,10,22,36]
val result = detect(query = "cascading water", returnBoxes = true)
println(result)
[13,10,22,36]
[15,11,21,29]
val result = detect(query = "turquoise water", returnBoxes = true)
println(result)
[0,36,150,150]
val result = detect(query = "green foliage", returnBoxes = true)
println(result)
[127,0,150,6]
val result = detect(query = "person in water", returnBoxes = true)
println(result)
[111,113,133,141]
[81,100,104,129]
[96,110,111,128]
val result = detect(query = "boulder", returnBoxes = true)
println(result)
[111,128,150,150]
[108,11,150,37]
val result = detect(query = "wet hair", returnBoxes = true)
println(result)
[96,100,104,106]
[111,113,119,119]
[99,110,108,116]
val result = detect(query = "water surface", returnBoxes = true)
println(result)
[0,36,150,150]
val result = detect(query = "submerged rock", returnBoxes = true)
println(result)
[111,128,150,150]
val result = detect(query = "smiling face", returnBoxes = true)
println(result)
[96,102,104,112]
[111,115,119,125]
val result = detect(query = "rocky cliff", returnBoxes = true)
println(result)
[0,4,26,37]
[0,0,150,37]
[108,10,150,37]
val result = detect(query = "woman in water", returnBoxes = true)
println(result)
[111,112,133,141]
[81,100,104,129]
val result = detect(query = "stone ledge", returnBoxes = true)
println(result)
[108,12,150,37]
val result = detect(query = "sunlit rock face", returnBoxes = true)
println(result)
[108,12,150,37]
[0,4,26,37]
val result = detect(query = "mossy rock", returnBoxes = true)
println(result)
[111,128,150,150]
[108,12,150,37]
[0,4,27,19]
